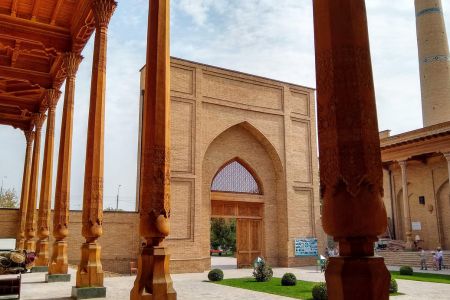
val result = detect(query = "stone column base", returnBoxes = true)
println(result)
[71,286,106,299]
[325,256,390,300]
[46,273,71,283]
[32,266,49,273]
[130,246,177,300]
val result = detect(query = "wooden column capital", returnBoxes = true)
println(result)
[91,0,117,29]
[46,89,62,111]
[32,113,46,131]
[24,130,35,147]
[398,160,407,169]
[64,52,83,79]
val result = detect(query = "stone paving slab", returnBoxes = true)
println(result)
[16,266,450,300]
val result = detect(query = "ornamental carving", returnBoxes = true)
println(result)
[91,0,118,29]
[31,113,47,131]
[42,89,61,112]
[24,130,35,147]
[141,145,171,235]
[82,176,104,239]
[316,48,383,200]
[63,52,83,78]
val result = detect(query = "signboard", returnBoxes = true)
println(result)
[412,222,422,231]
[294,238,318,257]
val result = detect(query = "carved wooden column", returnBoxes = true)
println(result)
[313,0,390,299]
[16,130,35,250]
[34,89,61,271]
[25,113,47,252]
[72,1,116,298]
[130,1,176,299]
[47,53,82,282]
[399,160,413,249]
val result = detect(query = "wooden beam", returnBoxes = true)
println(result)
[31,0,41,21]
[0,96,39,112]
[0,15,71,54]
[381,135,450,162]
[50,0,64,25]
[0,112,32,122]
[0,66,52,88]
[10,0,18,17]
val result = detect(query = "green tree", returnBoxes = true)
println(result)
[0,188,18,208]
[210,218,236,252]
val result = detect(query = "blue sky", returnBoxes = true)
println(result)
[1,0,448,211]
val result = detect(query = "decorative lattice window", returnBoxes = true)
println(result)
[211,160,261,194]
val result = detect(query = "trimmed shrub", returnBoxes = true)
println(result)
[281,273,297,286]
[208,269,224,281]
[389,278,398,294]
[399,266,413,276]
[252,257,273,282]
[312,282,327,300]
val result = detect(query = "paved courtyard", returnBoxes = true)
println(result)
[12,258,450,300]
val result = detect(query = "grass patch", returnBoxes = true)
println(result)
[214,277,317,300]
[391,271,450,284]
[214,277,405,299]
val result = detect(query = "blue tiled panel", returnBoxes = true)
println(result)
[416,7,442,17]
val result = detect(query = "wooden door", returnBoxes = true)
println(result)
[237,218,262,268]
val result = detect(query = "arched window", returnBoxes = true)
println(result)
[211,160,261,194]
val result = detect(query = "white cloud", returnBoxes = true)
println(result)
[176,0,226,26]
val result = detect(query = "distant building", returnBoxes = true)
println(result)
[380,0,450,250]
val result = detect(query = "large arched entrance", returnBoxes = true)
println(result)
[210,159,264,268]
[202,122,285,270]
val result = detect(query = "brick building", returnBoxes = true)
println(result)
[139,57,322,272]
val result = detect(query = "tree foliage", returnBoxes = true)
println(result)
[210,218,236,252]
[0,188,18,208]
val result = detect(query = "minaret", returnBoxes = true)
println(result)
[415,0,450,127]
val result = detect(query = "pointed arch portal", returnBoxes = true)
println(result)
[210,158,265,268]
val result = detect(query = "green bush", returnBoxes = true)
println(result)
[389,278,398,294]
[312,282,327,300]
[208,269,224,281]
[281,273,297,286]
[399,266,413,276]
[252,257,273,282]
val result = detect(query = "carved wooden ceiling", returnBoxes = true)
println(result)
[0,0,95,130]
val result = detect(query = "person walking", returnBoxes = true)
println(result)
[437,247,443,270]
[432,252,439,271]
[419,248,427,270]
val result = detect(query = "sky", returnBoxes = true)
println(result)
[1,0,449,211]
